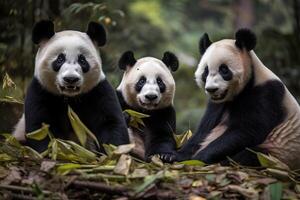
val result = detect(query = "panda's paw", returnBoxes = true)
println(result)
[157,153,177,163]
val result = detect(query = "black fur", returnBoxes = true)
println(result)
[199,33,212,55]
[201,66,209,82]
[116,90,177,162]
[86,22,106,47]
[219,64,233,81]
[52,53,65,72]
[78,54,90,73]
[162,51,179,72]
[24,78,129,153]
[118,51,137,70]
[135,76,146,93]
[235,28,257,51]
[32,20,55,44]
[177,77,286,166]
[157,77,166,93]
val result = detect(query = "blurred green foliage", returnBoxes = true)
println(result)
[0,0,299,133]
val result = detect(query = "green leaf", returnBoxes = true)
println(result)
[51,140,58,160]
[134,171,163,194]
[57,163,82,175]
[247,148,289,169]
[68,106,100,149]
[174,130,193,148]
[26,123,50,141]
[63,140,97,160]
[124,109,150,118]
[179,160,206,166]
[268,182,282,200]
[0,153,13,161]
[103,144,117,157]
[2,72,16,89]
[124,109,150,129]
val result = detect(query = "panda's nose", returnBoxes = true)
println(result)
[145,94,158,101]
[206,87,219,94]
[63,76,80,84]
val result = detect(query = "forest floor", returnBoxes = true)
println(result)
[0,134,299,200]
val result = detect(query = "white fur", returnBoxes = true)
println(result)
[117,57,175,110]
[35,30,105,96]
[13,30,106,140]
[195,39,300,169]
[195,39,252,103]
[13,114,26,141]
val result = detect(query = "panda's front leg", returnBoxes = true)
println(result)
[192,129,256,164]
[145,132,177,163]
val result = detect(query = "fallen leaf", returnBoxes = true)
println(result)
[114,154,132,175]
[114,143,135,155]
[40,160,56,172]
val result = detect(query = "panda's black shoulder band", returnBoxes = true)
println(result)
[162,51,179,72]
[32,20,55,44]
[235,28,257,51]
[118,51,136,70]
[87,22,106,46]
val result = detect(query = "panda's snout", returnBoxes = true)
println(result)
[145,94,158,101]
[206,87,219,94]
[63,76,80,85]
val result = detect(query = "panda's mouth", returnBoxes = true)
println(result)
[138,99,159,108]
[211,90,228,101]
[59,85,81,94]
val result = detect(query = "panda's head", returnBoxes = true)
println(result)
[117,51,179,110]
[195,29,256,103]
[33,20,106,96]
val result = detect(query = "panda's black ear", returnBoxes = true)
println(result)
[86,22,106,47]
[199,33,212,55]
[162,51,179,72]
[118,51,136,70]
[32,20,55,44]
[235,28,256,51]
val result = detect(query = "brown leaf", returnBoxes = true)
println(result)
[40,160,56,172]
[114,154,132,175]
[1,167,21,185]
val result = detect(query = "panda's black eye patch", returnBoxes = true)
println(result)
[52,53,65,72]
[201,66,209,82]
[135,76,146,92]
[78,54,90,73]
[157,77,166,93]
[219,64,233,81]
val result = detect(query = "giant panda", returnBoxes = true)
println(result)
[13,20,129,153]
[177,28,300,169]
[116,51,179,162]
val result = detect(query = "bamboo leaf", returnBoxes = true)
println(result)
[114,143,135,155]
[57,163,82,175]
[114,154,132,175]
[174,130,193,148]
[124,109,150,118]
[134,171,163,194]
[179,160,206,166]
[68,106,100,149]
[268,182,282,200]
[2,72,16,89]
[124,109,149,128]
[26,123,50,141]
[63,140,97,160]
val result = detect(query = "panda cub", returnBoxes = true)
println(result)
[13,20,129,153]
[178,29,300,169]
[116,51,179,162]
